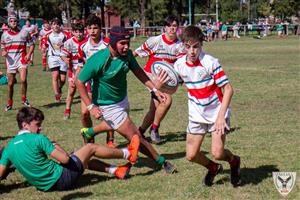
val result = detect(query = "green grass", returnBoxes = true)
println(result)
[0,36,300,199]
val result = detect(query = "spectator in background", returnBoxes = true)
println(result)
[221,22,228,40]
[206,23,214,42]
[232,22,240,39]
[276,21,284,38]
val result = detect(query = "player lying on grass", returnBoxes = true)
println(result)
[76,26,177,174]
[0,107,140,191]
[173,25,241,187]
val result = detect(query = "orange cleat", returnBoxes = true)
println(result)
[114,162,132,179]
[128,134,140,164]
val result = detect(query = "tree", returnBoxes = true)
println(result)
[272,0,298,19]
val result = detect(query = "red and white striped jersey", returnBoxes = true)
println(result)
[22,25,37,37]
[39,27,52,40]
[174,53,230,124]
[62,37,83,70]
[44,31,70,57]
[135,33,185,73]
[77,37,109,67]
[1,29,33,69]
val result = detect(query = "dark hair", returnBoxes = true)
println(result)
[72,23,84,32]
[85,14,101,27]
[182,25,205,43]
[163,15,179,26]
[16,107,44,129]
[51,18,62,25]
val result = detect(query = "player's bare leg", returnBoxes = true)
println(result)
[106,130,115,148]
[5,73,16,111]
[80,100,93,127]
[186,133,223,187]
[64,80,76,119]
[19,68,30,106]
[140,93,172,144]
[74,143,133,179]
[83,117,177,173]
[51,68,61,102]
[211,131,241,186]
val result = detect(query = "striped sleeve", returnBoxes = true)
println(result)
[134,36,157,57]
[212,59,229,87]
[1,34,5,49]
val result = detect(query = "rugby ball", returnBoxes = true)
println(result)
[151,61,179,94]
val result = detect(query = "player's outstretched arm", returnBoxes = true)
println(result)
[132,67,167,103]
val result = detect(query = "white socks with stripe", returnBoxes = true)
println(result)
[122,148,129,160]
[108,165,117,175]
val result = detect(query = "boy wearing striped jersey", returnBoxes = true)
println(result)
[42,18,70,103]
[1,15,34,111]
[21,19,38,65]
[174,26,241,187]
[39,20,52,71]
[134,15,185,144]
[76,14,114,147]
[61,23,85,119]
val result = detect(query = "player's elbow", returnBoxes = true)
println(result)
[60,155,70,164]
[224,83,234,96]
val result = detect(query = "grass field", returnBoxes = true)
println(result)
[0,36,299,200]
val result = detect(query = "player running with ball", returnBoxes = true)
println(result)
[173,25,241,187]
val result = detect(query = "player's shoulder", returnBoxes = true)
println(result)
[45,31,53,37]
[89,47,109,61]
[78,38,89,49]
[200,52,218,65]
[175,54,186,64]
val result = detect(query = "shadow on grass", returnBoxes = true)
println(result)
[129,108,144,112]
[74,173,113,189]
[138,131,186,145]
[215,164,279,186]
[61,192,93,200]
[41,100,81,109]
[0,181,30,194]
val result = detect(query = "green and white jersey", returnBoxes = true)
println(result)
[0,131,63,191]
[78,47,140,105]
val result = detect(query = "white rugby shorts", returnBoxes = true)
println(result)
[99,96,130,130]
[48,56,68,72]
[187,118,230,135]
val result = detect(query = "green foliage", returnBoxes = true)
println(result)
[14,0,64,19]
[272,0,298,19]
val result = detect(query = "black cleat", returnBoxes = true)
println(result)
[230,156,242,187]
[203,164,223,186]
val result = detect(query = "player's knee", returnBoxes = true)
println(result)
[211,149,224,160]
[186,151,197,162]
[81,110,90,119]
[19,79,26,85]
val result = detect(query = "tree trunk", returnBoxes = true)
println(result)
[66,0,71,27]
[140,0,146,35]
[100,0,105,27]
